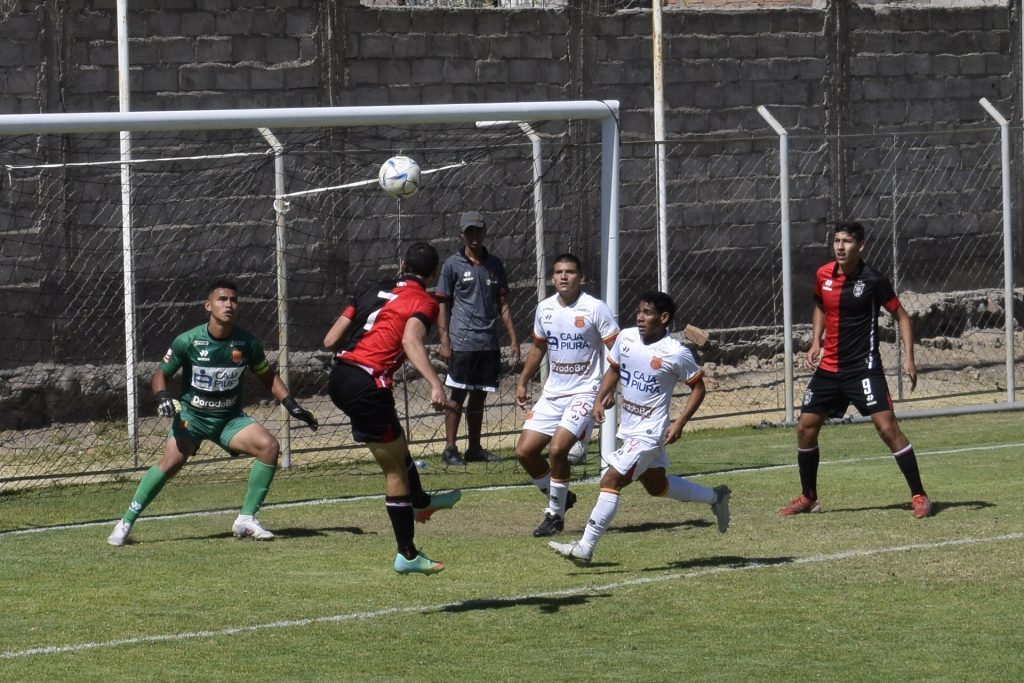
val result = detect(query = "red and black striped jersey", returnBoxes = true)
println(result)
[337,276,438,388]
[814,260,901,374]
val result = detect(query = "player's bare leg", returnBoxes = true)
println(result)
[463,390,498,462]
[441,388,468,465]
[515,429,551,481]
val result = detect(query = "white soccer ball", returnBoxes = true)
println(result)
[378,155,421,199]
[568,439,588,465]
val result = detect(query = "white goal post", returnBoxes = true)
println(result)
[0,100,621,474]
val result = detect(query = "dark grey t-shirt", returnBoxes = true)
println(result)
[436,248,510,351]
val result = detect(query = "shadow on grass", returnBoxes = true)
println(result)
[274,526,370,538]
[826,499,993,517]
[157,525,372,542]
[645,554,795,572]
[440,593,612,614]
[612,518,714,534]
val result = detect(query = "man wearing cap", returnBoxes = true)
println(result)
[436,211,520,465]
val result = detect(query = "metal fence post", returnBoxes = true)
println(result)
[259,128,293,467]
[890,133,904,400]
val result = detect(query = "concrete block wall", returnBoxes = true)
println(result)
[0,0,1019,365]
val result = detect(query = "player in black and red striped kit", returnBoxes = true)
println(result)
[779,222,932,519]
[324,242,461,574]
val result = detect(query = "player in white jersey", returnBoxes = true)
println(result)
[549,290,731,565]
[514,254,619,537]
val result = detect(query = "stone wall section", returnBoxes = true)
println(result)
[0,0,1019,424]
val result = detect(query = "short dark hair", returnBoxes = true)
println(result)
[639,290,676,324]
[551,252,583,274]
[403,242,440,278]
[207,278,238,296]
[833,221,865,243]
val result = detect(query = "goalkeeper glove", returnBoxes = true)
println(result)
[281,396,318,431]
[155,390,180,418]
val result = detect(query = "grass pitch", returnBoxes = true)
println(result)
[1,412,1022,682]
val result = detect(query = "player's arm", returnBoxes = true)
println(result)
[891,304,918,391]
[515,338,547,408]
[804,301,825,370]
[323,312,354,351]
[593,363,620,424]
[498,291,520,364]
[436,298,452,363]
[435,261,455,363]
[664,377,706,444]
[254,360,318,431]
[403,315,451,411]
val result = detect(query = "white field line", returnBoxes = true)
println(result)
[2,440,1022,540]
[3,531,1021,660]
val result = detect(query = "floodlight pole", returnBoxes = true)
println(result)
[757,106,796,423]
[259,128,294,467]
[116,0,139,461]
[979,98,1016,403]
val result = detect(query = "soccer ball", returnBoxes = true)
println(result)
[568,438,588,465]
[378,155,421,199]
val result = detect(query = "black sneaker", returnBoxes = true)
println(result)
[441,445,465,466]
[464,446,500,463]
[532,512,565,537]
[565,490,577,511]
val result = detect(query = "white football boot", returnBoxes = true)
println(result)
[549,539,593,566]
[232,515,275,541]
[107,519,133,547]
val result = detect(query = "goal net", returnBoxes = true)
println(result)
[0,102,619,495]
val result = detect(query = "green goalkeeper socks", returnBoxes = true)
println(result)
[240,460,277,515]
[123,466,168,524]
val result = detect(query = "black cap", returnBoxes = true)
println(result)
[459,211,485,231]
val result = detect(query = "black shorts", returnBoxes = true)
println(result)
[445,348,501,392]
[801,369,894,417]
[328,362,403,443]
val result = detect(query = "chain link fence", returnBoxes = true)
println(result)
[1,117,1021,495]
[620,123,1020,428]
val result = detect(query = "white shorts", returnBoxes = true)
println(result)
[522,393,595,441]
[605,437,668,479]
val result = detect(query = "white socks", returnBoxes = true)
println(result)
[580,489,619,550]
[663,475,717,505]
[546,479,570,516]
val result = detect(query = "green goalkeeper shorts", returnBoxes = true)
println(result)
[168,405,257,454]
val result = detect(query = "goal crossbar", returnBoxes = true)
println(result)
[0,101,619,135]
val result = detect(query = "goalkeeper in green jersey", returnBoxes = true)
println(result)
[107,279,318,546]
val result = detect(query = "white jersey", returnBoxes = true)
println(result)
[608,327,703,444]
[533,291,619,398]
